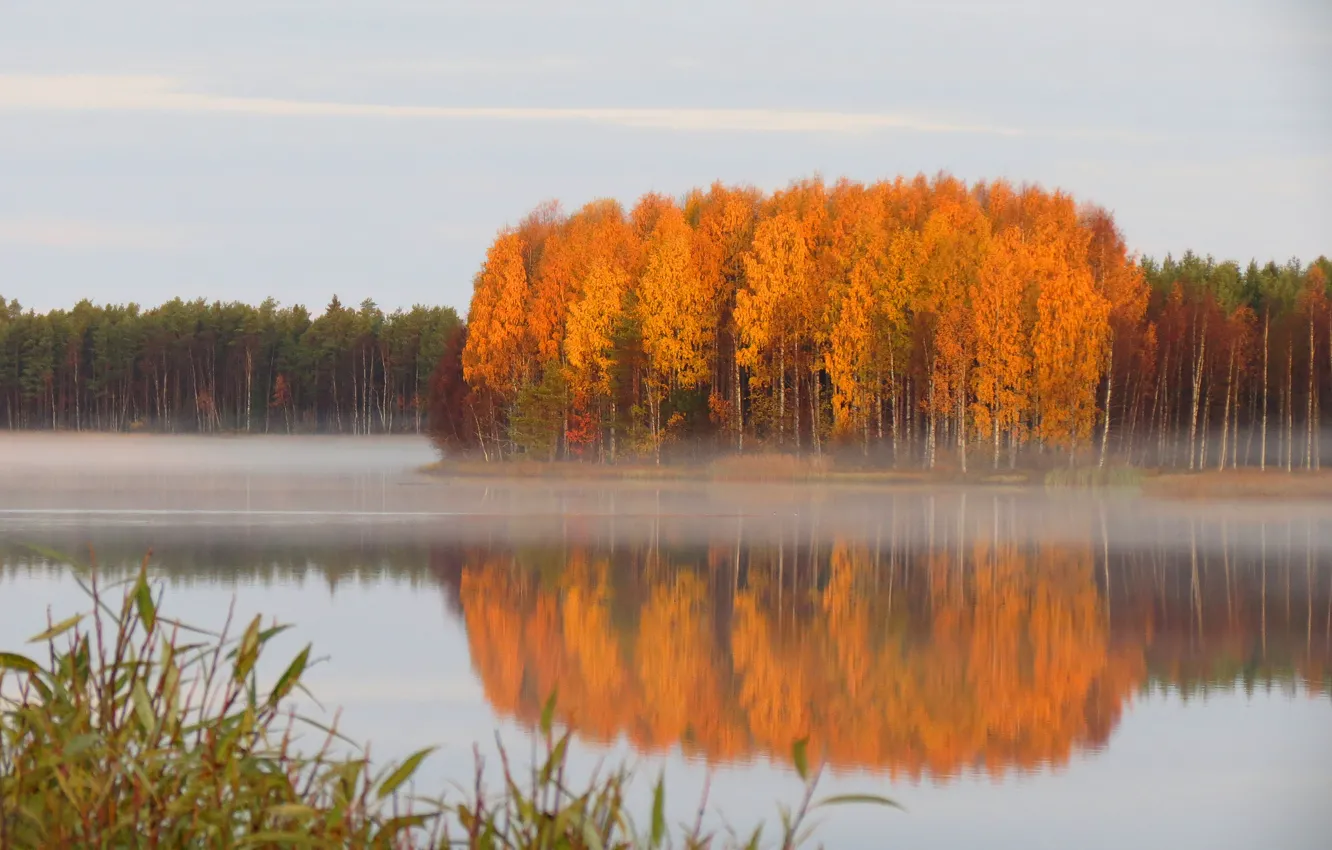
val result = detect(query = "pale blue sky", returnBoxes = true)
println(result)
[1,0,1328,314]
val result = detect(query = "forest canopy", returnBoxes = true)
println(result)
[444,173,1331,470]
[0,295,460,434]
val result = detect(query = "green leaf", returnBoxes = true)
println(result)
[268,644,311,707]
[134,569,156,632]
[540,688,558,737]
[19,543,88,574]
[581,816,605,850]
[256,624,293,646]
[266,803,317,821]
[376,813,432,840]
[289,714,359,749]
[650,774,666,847]
[63,733,101,758]
[27,614,83,644]
[376,746,437,800]
[233,616,262,683]
[792,736,810,782]
[0,652,41,674]
[538,732,569,785]
[813,793,903,811]
[131,680,156,734]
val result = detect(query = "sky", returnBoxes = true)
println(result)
[1,0,1329,315]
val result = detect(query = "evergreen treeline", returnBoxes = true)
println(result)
[0,295,460,434]
[437,174,1332,469]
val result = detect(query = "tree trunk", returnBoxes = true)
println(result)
[887,344,897,464]
[992,405,1001,469]
[734,352,743,453]
[778,344,786,447]
[1188,312,1207,470]
[926,371,936,470]
[1099,342,1113,468]
[1200,365,1213,468]
[1148,350,1163,466]
[245,347,253,433]
[1307,307,1316,469]
[1286,340,1294,472]
[957,365,967,474]
[1219,344,1235,471]
[804,367,815,455]
[380,344,390,432]
[1261,310,1270,470]
[652,379,662,465]
[865,374,874,458]
[793,350,801,453]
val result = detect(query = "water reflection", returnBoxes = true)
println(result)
[446,530,1329,781]
[3,493,1328,785]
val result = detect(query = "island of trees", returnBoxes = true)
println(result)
[3,172,1329,471]
[444,174,1331,470]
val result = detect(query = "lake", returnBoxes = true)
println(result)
[1,434,1329,848]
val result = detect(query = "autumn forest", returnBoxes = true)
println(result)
[4,172,1330,470]
[447,174,1332,470]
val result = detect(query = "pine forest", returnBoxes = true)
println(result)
[0,296,459,435]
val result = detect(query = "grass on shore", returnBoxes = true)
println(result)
[426,455,978,486]
[0,554,896,848]
[425,454,1149,490]
[1141,468,1332,499]
[430,453,1332,498]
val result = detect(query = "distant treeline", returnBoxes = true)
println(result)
[7,173,1331,470]
[433,174,1332,469]
[0,295,459,434]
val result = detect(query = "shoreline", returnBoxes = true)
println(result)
[423,458,1332,500]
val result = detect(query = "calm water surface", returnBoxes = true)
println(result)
[1,435,1329,848]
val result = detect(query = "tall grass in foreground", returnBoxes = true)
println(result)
[0,556,896,848]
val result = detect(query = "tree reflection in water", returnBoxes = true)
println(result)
[443,507,1331,781]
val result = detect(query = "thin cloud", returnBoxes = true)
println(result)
[0,74,1022,136]
[0,217,184,251]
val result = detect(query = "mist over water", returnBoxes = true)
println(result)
[1,434,1330,849]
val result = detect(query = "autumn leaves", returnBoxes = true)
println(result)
[459,174,1144,464]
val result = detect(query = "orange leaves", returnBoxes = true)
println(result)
[530,200,634,368]
[737,212,809,373]
[451,535,1148,780]
[462,230,532,395]
[825,183,890,434]
[1083,204,1147,330]
[918,193,991,420]
[563,259,630,397]
[972,227,1033,450]
[457,173,1148,460]
[638,205,712,388]
[1030,204,1111,447]
[555,200,637,399]
[689,183,759,317]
